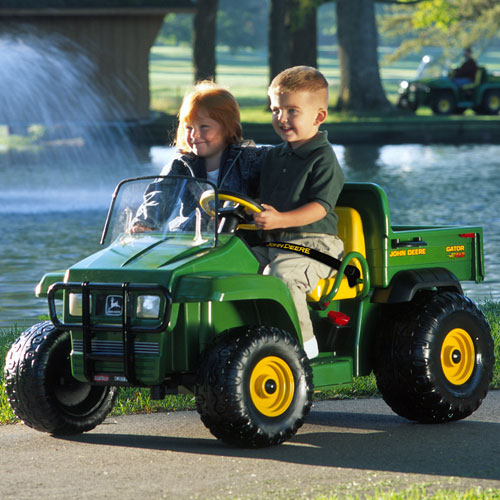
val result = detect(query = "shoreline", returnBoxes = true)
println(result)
[128,114,500,146]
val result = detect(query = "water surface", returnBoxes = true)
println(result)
[1,143,498,329]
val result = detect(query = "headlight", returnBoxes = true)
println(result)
[69,293,92,316]
[400,80,409,90]
[137,295,161,319]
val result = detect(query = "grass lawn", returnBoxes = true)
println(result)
[149,44,500,123]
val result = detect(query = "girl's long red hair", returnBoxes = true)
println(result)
[175,81,243,152]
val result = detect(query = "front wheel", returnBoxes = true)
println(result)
[4,321,118,434]
[375,292,494,423]
[431,91,456,115]
[195,326,313,447]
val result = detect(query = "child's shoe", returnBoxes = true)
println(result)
[303,337,319,359]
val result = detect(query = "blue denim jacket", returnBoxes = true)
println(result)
[132,144,269,230]
[161,144,269,198]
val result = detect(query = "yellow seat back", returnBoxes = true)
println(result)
[307,206,366,302]
[462,67,485,89]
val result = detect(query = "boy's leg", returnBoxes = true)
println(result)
[267,235,344,358]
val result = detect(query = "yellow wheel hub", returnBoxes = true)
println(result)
[441,328,475,385]
[438,99,451,113]
[249,356,295,417]
[489,95,500,111]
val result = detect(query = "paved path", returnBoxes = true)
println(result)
[2,391,500,500]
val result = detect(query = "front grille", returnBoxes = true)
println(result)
[73,339,159,356]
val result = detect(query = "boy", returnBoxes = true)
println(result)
[253,66,345,359]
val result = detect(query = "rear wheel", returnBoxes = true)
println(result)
[4,321,118,434]
[375,292,494,423]
[195,326,313,447]
[481,90,500,115]
[431,91,456,115]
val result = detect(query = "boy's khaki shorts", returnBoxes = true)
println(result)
[252,233,344,343]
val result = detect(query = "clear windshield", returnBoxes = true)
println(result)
[101,175,218,247]
[416,55,449,80]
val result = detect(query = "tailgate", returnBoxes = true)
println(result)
[387,225,484,284]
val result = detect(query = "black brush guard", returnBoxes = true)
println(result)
[48,282,172,385]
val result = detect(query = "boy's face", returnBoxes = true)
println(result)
[269,90,327,149]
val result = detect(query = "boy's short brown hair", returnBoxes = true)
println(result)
[268,65,329,97]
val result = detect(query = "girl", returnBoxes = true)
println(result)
[131,81,268,232]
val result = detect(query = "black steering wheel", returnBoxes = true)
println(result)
[199,189,264,231]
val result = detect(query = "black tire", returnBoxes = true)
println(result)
[431,91,456,115]
[4,321,118,435]
[195,326,313,448]
[481,90,500,115]
[375,291,494,423]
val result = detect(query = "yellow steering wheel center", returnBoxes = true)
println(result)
[249,356,295,417]
[441,328,475,385]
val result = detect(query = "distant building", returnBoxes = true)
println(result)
[0,1,196,122]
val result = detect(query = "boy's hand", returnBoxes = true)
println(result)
[253,201,327,231]
[253,204,284,230]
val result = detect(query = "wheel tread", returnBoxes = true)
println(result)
[375,292,494,423]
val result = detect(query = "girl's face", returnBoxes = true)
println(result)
[184,108,227,161]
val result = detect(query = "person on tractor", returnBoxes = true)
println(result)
[451,47,478,87]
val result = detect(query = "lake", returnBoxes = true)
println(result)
[1,142,499,329]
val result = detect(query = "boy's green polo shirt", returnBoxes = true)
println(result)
[260,131,345,236]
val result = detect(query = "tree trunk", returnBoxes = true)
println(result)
[336,0,391,112]
[268,0,289,82]
[193,0,218,82]
[268,0,318,84]
[288,0,317,68]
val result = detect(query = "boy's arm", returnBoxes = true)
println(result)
[253,202,326,231]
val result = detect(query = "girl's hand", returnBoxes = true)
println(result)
[129,224,153,234]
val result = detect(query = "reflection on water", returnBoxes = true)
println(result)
[1,143,499,328]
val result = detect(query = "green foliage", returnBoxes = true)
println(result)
[313,374,379,401]
[0,0,187,7]
[380,0,500,63]
[315,486,500,500]
[0,327,21,424]
[217,0,268,51]
[0,327,19,375]
[112,388,196,415]
[479,300,500,388]
[411,0,461,31]
[158,0,269,51]
[157,13,192,46]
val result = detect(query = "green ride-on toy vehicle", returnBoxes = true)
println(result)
[4,175,495,447]
[397,55,500,115]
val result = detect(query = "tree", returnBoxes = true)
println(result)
[335,0,391,112]
[268,0,319,82]
[267,0,418,112]
[381,0,500,63]
[269,0,289,81]
[193,0,218,82]
[288,0,318,67]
